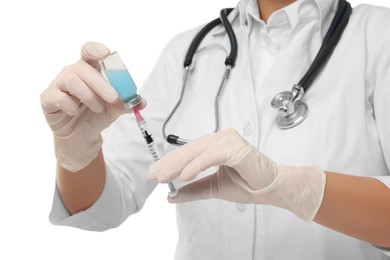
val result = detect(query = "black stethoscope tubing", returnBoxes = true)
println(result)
[299,0,352,91]
[184,8,237,68]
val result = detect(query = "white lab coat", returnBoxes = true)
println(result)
[50,0,390,259]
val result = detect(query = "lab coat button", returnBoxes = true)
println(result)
[236,203,247,212]
[242,123,253,137]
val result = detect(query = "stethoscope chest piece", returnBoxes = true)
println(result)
[271,85,309,129]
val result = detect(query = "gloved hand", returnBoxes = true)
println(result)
[41,42,146,172]
[149,128,326,222]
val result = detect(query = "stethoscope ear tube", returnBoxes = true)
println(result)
[220,8,238,67]
[165,8,236,145]
[162,67,190,144]
[167,135,190,145]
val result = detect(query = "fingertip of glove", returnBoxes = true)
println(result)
[167,194,181,204]
[81,41,111,60]
[137,99,147,111]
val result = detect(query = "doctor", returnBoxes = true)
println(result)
[40,0,390,259]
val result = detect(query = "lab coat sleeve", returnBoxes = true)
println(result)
[49,36,184,231]
[49,165,136,231]
[372,8,390,191]
[374,177,390,189]
[368,8,390,256]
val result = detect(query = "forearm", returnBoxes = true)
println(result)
[56,149,106,215]
[314,172,390,248]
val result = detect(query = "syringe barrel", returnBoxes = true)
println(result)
[136,120,161,161]
[136,119,178,197]
[136,118,178,197]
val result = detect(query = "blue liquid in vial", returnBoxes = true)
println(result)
[105,69,137,103]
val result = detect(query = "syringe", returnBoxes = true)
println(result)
[133,107,178,198]
[99,52,178,198]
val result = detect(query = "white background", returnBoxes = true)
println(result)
[0,0,389,259]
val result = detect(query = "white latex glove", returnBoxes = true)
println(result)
[41,42,146,172]
[149,128,326,222]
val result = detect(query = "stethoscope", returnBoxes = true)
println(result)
[163,0,352,145]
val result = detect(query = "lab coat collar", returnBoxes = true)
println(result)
[212,0,338,39]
